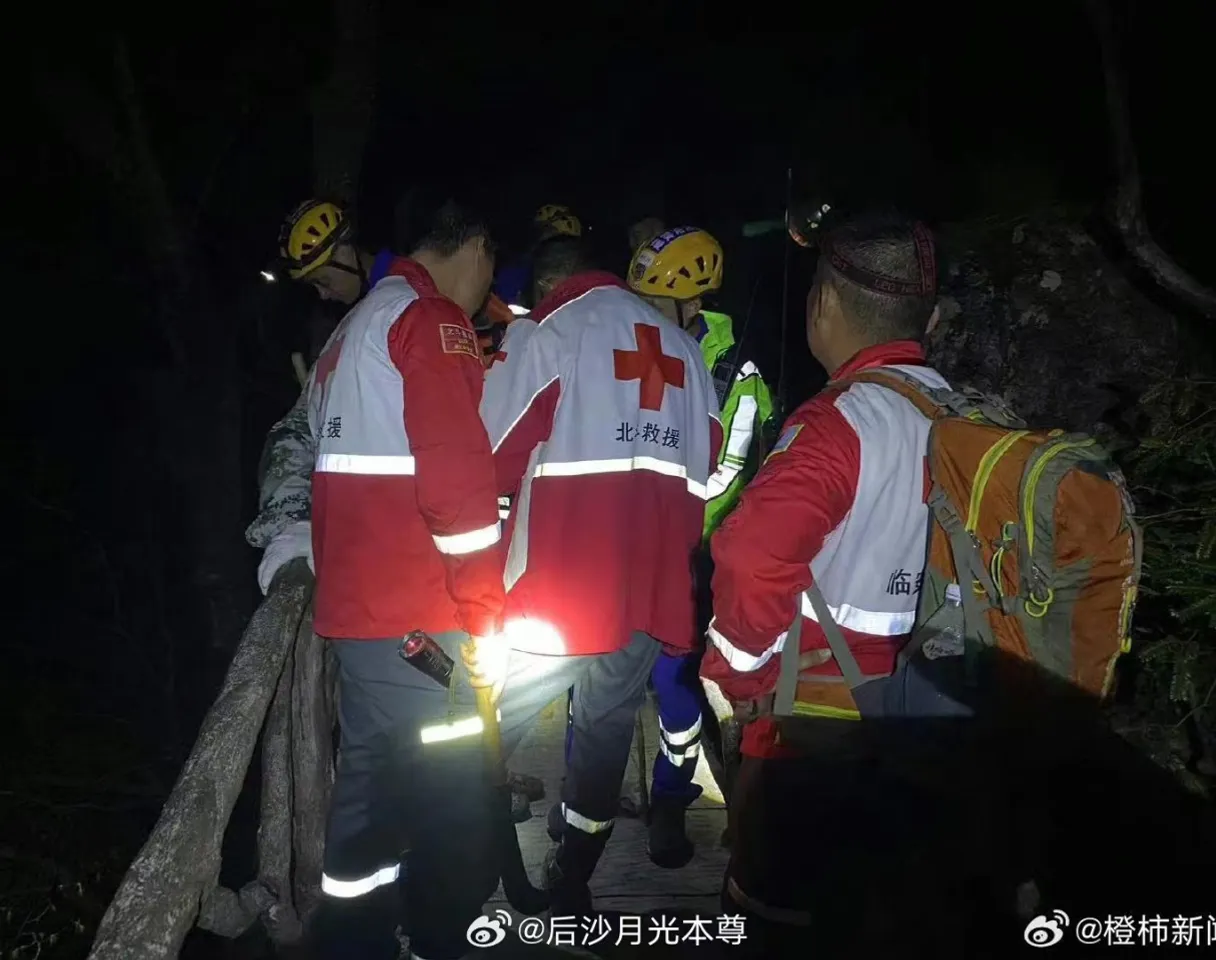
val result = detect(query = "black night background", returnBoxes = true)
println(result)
[7,2,1215,957]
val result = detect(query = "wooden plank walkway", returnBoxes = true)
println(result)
[480,691,736,958]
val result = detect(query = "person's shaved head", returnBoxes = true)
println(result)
[817,214,938,343]
[807,213,941,372]
[532,235,596,304]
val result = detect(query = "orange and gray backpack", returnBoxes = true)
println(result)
[774,367,1142,718]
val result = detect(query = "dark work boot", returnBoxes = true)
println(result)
[507,770,546,802]
[313,885,401,960]
[647,796,694,868]
[508,770,544,824]
[543,826,611,918]
[511,791,532,823]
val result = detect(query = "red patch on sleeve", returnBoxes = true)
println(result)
[439,323,478,359]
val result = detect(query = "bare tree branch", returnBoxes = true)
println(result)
[1087,0,1216,319]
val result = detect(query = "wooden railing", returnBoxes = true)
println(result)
[88,560,332,960]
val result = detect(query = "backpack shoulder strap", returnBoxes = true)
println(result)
[773,584,868,718]
[832,367,1028,429]
[830,368,945,420]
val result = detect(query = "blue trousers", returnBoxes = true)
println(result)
[562,649,704,808]
[649,650,704,805]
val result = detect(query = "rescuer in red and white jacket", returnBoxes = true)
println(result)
[307,202,506,960]
[477,235,722,916]
[701,214,959,947]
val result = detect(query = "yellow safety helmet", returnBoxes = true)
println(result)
[628,226,723,301]
[535,204,582,237]
[277,199,352,279]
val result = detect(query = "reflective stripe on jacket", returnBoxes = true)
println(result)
[480,272,723,656]
[309,258,505,639]
[698,310,774,539]
[700,340,945,757]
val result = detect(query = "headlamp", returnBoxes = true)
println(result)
[787,202,832,248]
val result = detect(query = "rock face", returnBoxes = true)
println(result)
[928,214,1179,432]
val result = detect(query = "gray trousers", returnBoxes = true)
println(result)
[319,630,658,957]
[498,631,660,834]
[321,632,498,960]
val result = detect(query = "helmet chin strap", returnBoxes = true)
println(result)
[675,300,700,332]
[329,254,369,299]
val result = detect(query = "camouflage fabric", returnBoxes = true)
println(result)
[245,373,317,549]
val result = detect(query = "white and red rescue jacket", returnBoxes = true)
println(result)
[309,258,505,640]
[480,272,722,657]
[700,340,948,757]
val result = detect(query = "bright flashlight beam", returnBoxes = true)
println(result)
[260,270,277,283]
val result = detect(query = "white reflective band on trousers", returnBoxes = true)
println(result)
[431,521,501,555]
[561,802,613,834]
[706,593,914,673]
[316,453,417,475]
[658,714,702,766]
[420,709,502,744]
[533,457,710,500]
[320,863,400,898]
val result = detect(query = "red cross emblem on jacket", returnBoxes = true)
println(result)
[314,334,346,392]
[614,323,685,411]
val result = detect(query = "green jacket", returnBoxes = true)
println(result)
[698,310,774,540]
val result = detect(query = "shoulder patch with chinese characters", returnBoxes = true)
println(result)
[766,423,803,459]
[439,323,478,359]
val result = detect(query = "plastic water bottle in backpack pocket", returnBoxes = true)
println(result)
[918,583,965,660]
